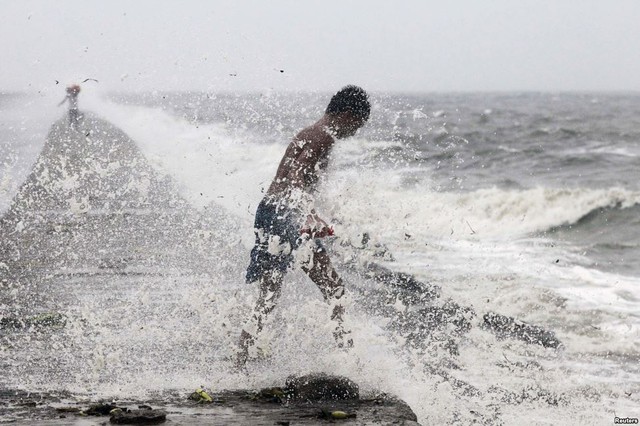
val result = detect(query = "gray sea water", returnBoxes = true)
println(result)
[0,91,639,425]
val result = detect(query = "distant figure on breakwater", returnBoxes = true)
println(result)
[58,84,81,129]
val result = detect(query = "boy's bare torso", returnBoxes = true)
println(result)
[266,125,334,199]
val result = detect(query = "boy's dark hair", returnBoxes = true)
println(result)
[326,85,370,121]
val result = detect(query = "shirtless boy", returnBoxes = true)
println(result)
[237,85,371,366]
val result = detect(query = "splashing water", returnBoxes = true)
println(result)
[1,92,639,424]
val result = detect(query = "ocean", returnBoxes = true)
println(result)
[0,90,638,424]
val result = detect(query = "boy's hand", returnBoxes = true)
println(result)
[301,211,334,238]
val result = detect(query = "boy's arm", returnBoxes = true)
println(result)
[300,210,334,238]
[288,134,334,236]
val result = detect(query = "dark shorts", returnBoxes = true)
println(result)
[245,199,302,283]
[245,198,323,283]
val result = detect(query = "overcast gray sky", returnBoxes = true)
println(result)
[1,0,639,93]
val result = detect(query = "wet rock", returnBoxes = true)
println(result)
[352,260,562,352]
[483,312,562,349]
[369,393,419,424]
[285,373,359,401]
[84,402,120,415]
[0,312,66,331]
[110,408,167,424]
[363,261,440,303]
[254,387,286,403]
[188,388,213,403]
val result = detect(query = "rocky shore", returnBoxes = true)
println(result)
[0,374,420,425]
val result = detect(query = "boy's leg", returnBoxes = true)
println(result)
[68,109,79,129]
[236,270,283,366]
[301,249,352,347]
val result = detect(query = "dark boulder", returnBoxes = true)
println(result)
[285,373,359,401]
[84,403,120,416]
[483,312,562,349]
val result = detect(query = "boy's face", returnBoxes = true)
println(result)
[335,113,367,139]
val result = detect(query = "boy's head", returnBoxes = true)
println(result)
[66,84,81,95]
[326,85,370,138]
